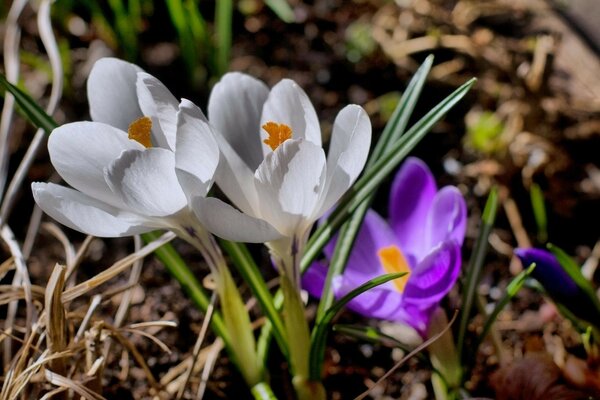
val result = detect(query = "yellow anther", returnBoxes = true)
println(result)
[377,245,411,293]
[262,121,292,151]
[128,116,153,148]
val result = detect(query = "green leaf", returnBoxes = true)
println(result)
[302,76,476,272]
[530,183,547,243]
[333,324,426,358]
[281,274,311,379]
[314,56,434,322]
[457,186,499,360]
[215,0,233,76]
[141,232,232,349]
[107,0,139,60]
[265,0,295,23]
[308,272,406,380]
[0,73,58,133]
[219,265,263,385]
[219,240,289,359]
[473,263,536,351]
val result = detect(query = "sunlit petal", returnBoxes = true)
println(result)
[192,197,282,243]
[105,148,187,217]
[136,72,180,150]
[175,99,219,200]
[49,121,143,207]
[208,72,268,170]
[32,182,153,237]
[87,57,143,131]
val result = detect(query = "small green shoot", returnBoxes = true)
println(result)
[309,272,406,380]
[530,183,547,243]
[457,186,499,360]
[465,110,504,154]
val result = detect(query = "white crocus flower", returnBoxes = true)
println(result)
[32,59,265,386]
[192,72,372,286]
[31,58,218,244]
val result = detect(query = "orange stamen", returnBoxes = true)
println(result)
[377,245,411,293]
[128,116,153,148]
[262,121,292,151]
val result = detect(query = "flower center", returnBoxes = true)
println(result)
[377,245,411,293]
[128,116,153,148]
[262,121,292,151]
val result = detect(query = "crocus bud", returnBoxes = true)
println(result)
[515,248,600,327]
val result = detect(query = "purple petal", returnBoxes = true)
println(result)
[389,157,437,260]
[399,302,438,337]
[333,275,406,320]
[302,259,329,299]
[403,240,461,307]
[324,210,411,284]
[514,248,600,326]
[302,259,406,320]
[425,186,467,250]
[514,248,577,297]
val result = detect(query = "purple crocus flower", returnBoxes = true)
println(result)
[303,157,467,336]
[514,248,600,326]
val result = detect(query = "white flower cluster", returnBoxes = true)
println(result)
[32,58,371,277]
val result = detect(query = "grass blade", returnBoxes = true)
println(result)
[265,0,295,23]
[530,183,547,243]
[215,0,233,76]
[309,272,406,380]
[219,240,288,359]
[142,232,232,349]
[302,77,476,272]
[457,186,499,360]
[314,56,434,322]
[472,263,536,354]
[0,73,57,133]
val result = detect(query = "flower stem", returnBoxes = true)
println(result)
[272,235,326,400]
[251,382,278,400]
[176,224,264,386]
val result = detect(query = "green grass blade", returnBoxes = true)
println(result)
[219,240,289,359]
[308,272,406,380]
[0,73,57,133]
[457,186,499,360]
[302,77,476,272]
[107,0,138,60]
[333,324,414,352]
[473,263,536,353]
[314,56,434,322]
[530,183,547,243]
[370,55,434,160]
[265,0,295,23]
[142,232,232,349]
[215,0,233,76]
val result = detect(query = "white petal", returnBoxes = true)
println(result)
[136,72,179,150]
[87,58,144,131]
[192,197,282,243]
[254,139,326,236]
[214,132,260,216]
[175,100,219,200]
[49,121,143,206]
[105,148,187,217]
[260,79,321,157]
[208,72,268,170]
[32,182,153,237]
[316,105,371,216]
